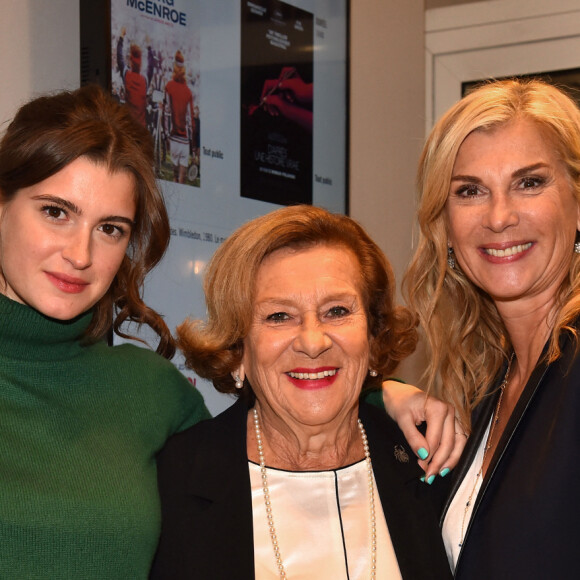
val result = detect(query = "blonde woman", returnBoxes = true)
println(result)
[384,79,580,578]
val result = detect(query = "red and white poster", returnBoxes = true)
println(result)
[111,0,201,187]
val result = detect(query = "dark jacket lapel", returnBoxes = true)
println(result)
[151,398,255,579]
[443,345,551,568]
[360,402,452,579]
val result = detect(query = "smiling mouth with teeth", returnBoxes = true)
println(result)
[287,369,337,380]
[483,242,532,258]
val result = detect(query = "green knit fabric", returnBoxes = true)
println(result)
[0,294,210,578]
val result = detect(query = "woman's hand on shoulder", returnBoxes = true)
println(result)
[382,379,467,483]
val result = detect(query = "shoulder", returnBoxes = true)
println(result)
[558,328,580,373]
[160,399,247,453]
[155,399,248,488]
[91,342,210,428]
[524,329,580,407]
[93,341,184,381]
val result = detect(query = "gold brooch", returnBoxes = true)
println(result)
[394,445,409,463]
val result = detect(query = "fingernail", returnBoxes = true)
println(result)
[427,475,435,485]
[420,476,425,482]
[417,447,429,460]
[440,467,450,478]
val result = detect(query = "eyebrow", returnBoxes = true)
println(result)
[32,194,135,225]
[33,194,81,214]
[511,162,549,179]
[451,162,549,183]
[101,214,136,226]
[256,291,359,306]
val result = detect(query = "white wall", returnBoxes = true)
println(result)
[350,1,426,381]
[0,1,80,127]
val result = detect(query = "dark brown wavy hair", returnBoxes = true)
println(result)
[0,84,175,357]
[177,204,418,396]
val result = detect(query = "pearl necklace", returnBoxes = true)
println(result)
[458,353,514,548]
[252,408,377,579]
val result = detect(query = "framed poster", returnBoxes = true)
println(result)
[240,1,314,205]
[80,0,349,414]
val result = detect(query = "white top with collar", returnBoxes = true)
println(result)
[249,459,402,579]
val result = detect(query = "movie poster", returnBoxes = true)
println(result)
[240,0,314,205]
[111,0,201,187]
[94,0,347,415]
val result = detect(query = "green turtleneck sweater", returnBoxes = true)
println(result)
[0,294,210,578]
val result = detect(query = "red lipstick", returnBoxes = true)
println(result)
[286,367,338,390]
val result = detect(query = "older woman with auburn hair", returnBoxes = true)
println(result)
[151,205,452,579]
[383,78,580,578]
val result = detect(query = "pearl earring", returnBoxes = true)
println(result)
[575,241,580,254]
[369,369,378,377]
[447,246,456,269]
[234,375,244,389]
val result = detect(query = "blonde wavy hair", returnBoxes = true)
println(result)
[404,79,580,429]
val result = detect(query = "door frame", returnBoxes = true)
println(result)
[426,0,580,130]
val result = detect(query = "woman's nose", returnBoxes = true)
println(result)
[62,230,93,269]
[482,193,519,232]
[293,315,332,358]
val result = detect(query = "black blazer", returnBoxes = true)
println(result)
[151,399,452,579]
[441,329,580,579]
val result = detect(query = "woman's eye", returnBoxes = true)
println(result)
[326,306,349,318]
[266,312,290,323]
[99,223,126,238]
[518,176,544,190]
[42,205,67,220]
[455,184,480,197]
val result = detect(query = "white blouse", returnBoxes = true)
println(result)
[249,459,402,579]
[441,418,492,571]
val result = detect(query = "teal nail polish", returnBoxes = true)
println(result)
[427,475,435,485]
[440,467,450,478]
[420,476,425,482]
[417,447,429,460]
